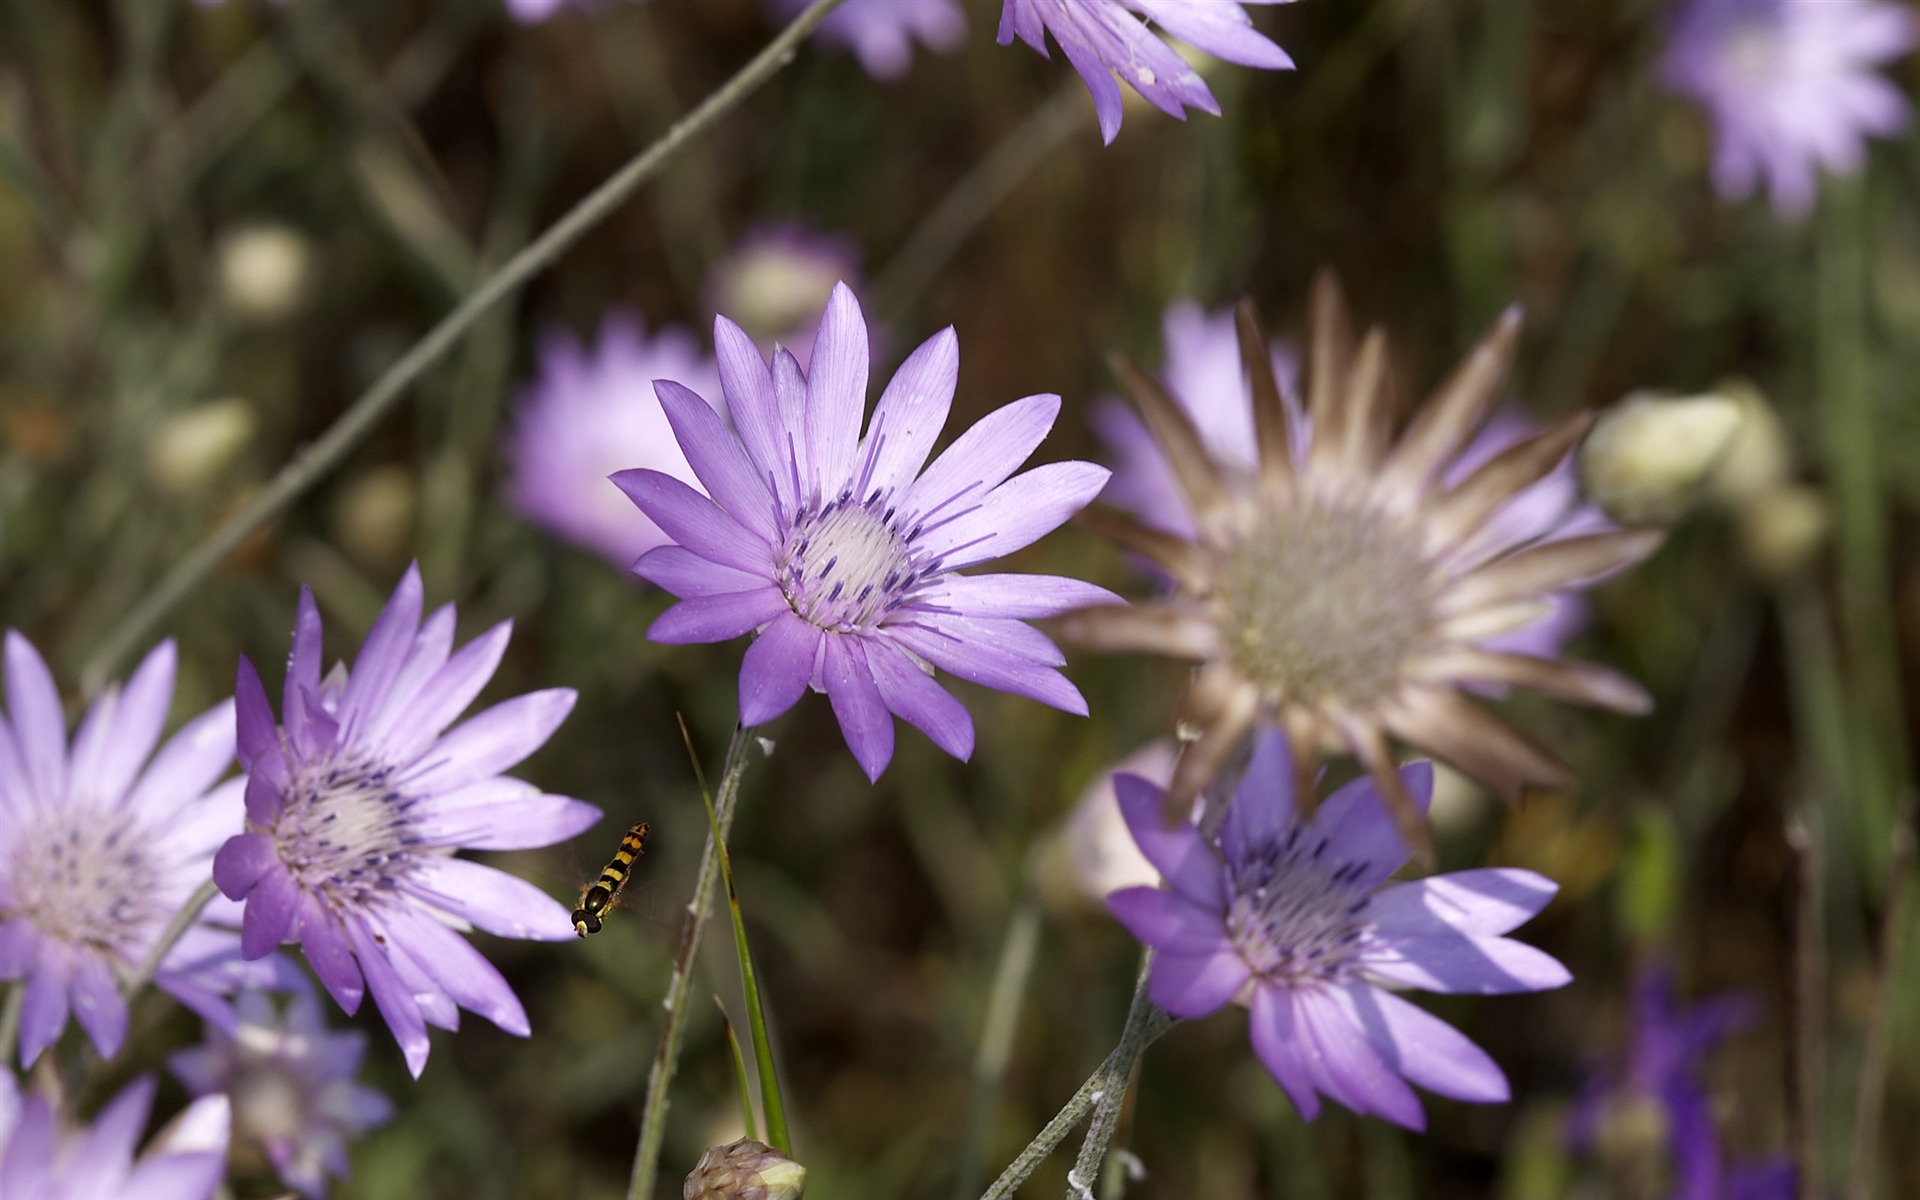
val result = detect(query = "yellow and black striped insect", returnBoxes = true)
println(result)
[572,821,650,937]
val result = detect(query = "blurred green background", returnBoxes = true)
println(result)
[0,0,1916,1196]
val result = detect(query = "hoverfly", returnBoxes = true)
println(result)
[573,821,650,937]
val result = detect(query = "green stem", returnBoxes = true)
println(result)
[123,878,220,1004]
[1066,958,1157,1198]
[952,898,1043,1200]
[979,960,1173,1200]
[628,725,758,1200]
[78,0,846,694]
[0,984,21,1068]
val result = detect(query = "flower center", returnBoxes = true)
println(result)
[1222,825,1377,985]
[271,754,418,912]
[1212,497,1438,709]
[778,495,920,632]
[6,809,163,961]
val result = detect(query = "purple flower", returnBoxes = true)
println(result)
[704,223,865,371]
[505,0,641,21]
[212,566,601,1076]
[505,312,723,568]
[997,0,1296,143]
[771,0,966,81]
[1568,966,1794,1200]
[172,990,394,1199]
[0,634,294,1067]
[1660,0,1915,219]
[619,282,1119,781]
[1108,729,1569,1129]
[0,1073,230,1200]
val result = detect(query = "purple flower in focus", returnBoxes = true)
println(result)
[172,990,394,1199]
[0,1073,230,1200]
[505,313,723,568]
[619,282,1119,781]
[1568,966,1795,1200]
[997,0,1296,143]
[772,0,966,81]
[0,634,295,1067]
[1660,0,1915,219]
[1108,729,1570,1129]
[705,223,865,371]
[212,566,601,1076]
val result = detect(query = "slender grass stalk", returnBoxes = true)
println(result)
[1844,793,1917,1200]
[952,897,1043,1200]
[1786,808,1825,1200]
[0,985,21,1068]
[79,0,846,694]
[122,877,220,1005]
[1066,957,1156,1199]
[688,718,791,1156]
[979,960,1174,1200]
[715,997,760,1144]
[628,724,758,1200]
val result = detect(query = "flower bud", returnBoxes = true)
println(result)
[704,226,859,369]
[217,223,312,322]
[149,398,255,493]
[1579,390,1743,525]
[684,1139,807,1200]
[1736,484,1828,579]
[332,465,417,567]
[1704,381,1792,506]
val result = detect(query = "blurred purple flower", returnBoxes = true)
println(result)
[0,633,295,1067]
[771,0,966,81]
[505,313,723,568]
[1108,729,1569,1129]
[1568,966,1795,1200]
[997,0,1296,143]
[505,0,642,21]
[172,990,394,1199]
[1660,0,1915,220]
[704,223,864,371]
[1092,300,1598,664]
[619,282,1119,781]
[212,566,601,1076]
[0,1074,229,1200]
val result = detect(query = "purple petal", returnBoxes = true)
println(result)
[386,906,530,1036]
[212,833,279,900]
[1295,985,1426,1129]
[0,919,38,977]
[4,632,67,806]
[242,867,300,958]
[888,621,1088,714]
[864,637,974,760]
[379,620,513,762]
[404,857,575,941]
[347,919,430,1077]
[650,588,790,645]
[69,952,128,1059]
[341,564,425,733]
[75,1075,154,1176]
[413,781,602,851]
[902,393,1062,527]
[287,586,323,714]
[905,613,1065,666]
[18,946,71,1066]
[122,697,236,818]
[359,603,457,749]
[1056,29,1129,143]
[1146,945,1251,1018]
[74,640,175,809]
[298,899,365,1015]
[739,614,824,727]
[913,573,1123,620]
[1248,984,1323,1120]
[633,544,770,598]
[1360,932,1572,995]
[917,461,1111,569]
[408,689,576,795]
[1346,983,1508,1103]
[1135,0,1294,68]
[823,635,894,781]
[804,282,869,491]
[714,316,789,502]
[857,327,957,500]
[1366,869,1559,938]
[1107,886,1232,955]
[772,348,812,499]
[656,379,780,542]
[1310,761,1433,887]
[234,657,287,789]
[611,468,773,577]
[1112,772,1224,907]
[243,772,283,826]
[1223,728,1298,867]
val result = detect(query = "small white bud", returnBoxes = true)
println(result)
[1580,390,1744,525]
[217,223,312,322]
[1705,381,1793,506]
[332,466,416,567]
[149,398,255,494]
[1737,484,1828,579]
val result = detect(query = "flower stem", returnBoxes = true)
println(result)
[78,0,846,694]
[628,724,758,1200]
[952,897,1043,1200]
[979,956,1173,1200]
[123,877,220,1004]
[0,984,21,1067]
[1844,792,1917,1200]
[1066,958,1157,1199]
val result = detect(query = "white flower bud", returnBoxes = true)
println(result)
[1737,484,1828,578]
[685,1139,807,1200]
[1705,381,1793,505]
[149,398,255,494]
[217,223,312,322]
[332,465,416,566]
[1579,390,1744,525]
